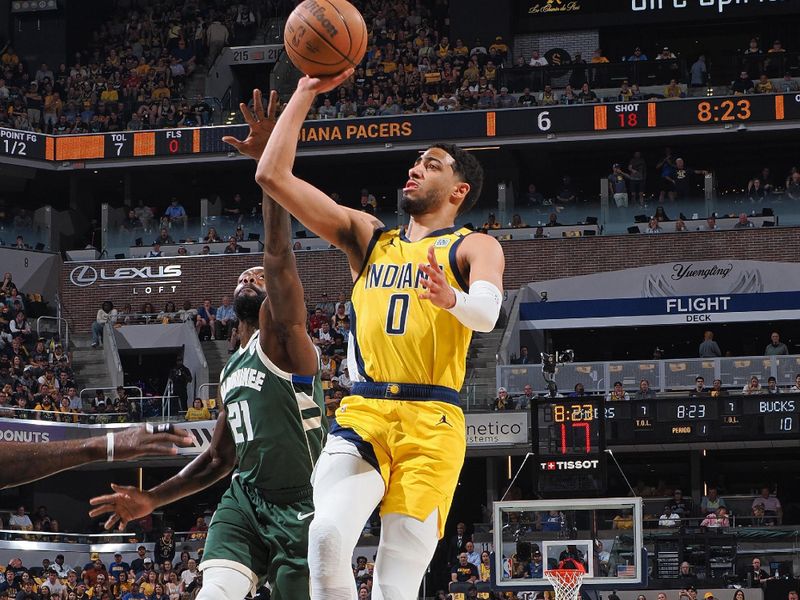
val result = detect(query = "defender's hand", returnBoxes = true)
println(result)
[88,484,157,531]
[296,69,354,95]
[418,245,456,309]
[113,424,193,461]
[222,89,279,159]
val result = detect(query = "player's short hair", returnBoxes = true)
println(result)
[429,143,484,216]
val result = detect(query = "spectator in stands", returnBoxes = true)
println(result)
[670,489,690,516]
[195,299,216,340]
[224,236,243,254]
[701,506,730,528]
[493,387,512,411]
[699,330,722,357]
[645,218,662,234]
[578,82,598,103]
[780,73,800,92]
[701,487,727,514]
[735,213,756,228]
[634,379,656,399]
[482,213,500,230]
[707,378,727,397]
[608,164,630,207]
[155,228,174,246]
[8,506,32,531]
[690,55,707,88]
[515,384,536,410]
[733,71,755,95]
[765,331,788,355]
[752,486,782,524]
[766,376,780,394]
[570,383,588,397]
[664,79,682,99]
[677,563,697,589]
[512,346,531,364]
[606,381,630,401]
[203,227,222,243]
[658,505,681,527]
[612,509,633,529]
[168,357,192,413]
[743,376,762,395]
[147,243,164,258]
[91,301,117,348]
[556,176,578,204]
[215,295,235,339]
[9,311,32,343]
[688,375,708,397]
[450,553,479,588]
[465,541,480,570]
[755,74,774,94]
[745,558,771,586]
[0,273,17,296]
[155,528,176,564]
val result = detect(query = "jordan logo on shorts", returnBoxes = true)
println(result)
[436,414,453,428]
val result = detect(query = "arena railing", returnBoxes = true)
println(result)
[500,58,687,94]
[496,354,800,395]
[35,316,69,349]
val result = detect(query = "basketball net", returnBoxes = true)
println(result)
[544,569,585,600]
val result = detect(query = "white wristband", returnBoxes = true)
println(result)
[445,280,502,333]
[106,432,115,462]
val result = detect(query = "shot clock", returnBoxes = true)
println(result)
[535,397,607,496]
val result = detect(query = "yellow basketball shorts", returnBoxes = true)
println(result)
[330,395,466,539]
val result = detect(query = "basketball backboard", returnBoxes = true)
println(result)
[491,497,645,591]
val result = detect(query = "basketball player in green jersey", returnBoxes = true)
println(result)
[89,90,326,600]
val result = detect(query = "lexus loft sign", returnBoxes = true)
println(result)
[68,264,182,295]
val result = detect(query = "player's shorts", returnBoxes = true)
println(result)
[328,382,467,539]
[200,474,313,600]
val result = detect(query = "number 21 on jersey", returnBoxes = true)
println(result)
[228,401,254,443]
[386,293,410,335]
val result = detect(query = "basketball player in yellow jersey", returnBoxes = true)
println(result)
[256,68,505,600]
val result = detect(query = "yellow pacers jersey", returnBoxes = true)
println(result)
[349,226,473,392]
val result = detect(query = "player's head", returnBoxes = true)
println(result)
[233,267,266,325]
[402,144,483,218]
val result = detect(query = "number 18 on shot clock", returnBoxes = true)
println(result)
[535,397,607,495]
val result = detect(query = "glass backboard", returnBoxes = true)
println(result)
[492,497,644,590]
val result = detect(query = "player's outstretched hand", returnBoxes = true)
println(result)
[113,423,194,461]
[297,68,354,96]
[222,88,279,159]
[419,245,456,309]
[89,484,156,531]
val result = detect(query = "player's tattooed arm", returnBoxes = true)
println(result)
[259,192,320,376]
[0,426,191,490]
[89,411,234,530]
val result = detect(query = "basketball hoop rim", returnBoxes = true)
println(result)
[544,568,586,586]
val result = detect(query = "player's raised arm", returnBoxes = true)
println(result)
[418,234,505,333]
[254,71,380,273]
[259,191,319,376]
[0,425,193,490]
[89,410,236,530]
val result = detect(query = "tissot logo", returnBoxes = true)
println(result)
[69,264,182,287]
[541,459,599,470]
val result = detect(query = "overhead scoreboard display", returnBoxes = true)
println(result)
[3,93,800,164]
[534,394,799,496]
[604,395,799,444]
[535,397,607,495]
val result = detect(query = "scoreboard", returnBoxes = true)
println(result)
[3,92,800,166]
[534,394,799,495]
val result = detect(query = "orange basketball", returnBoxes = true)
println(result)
[284,0,368,76]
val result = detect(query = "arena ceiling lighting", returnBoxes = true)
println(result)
[11,0,57,13]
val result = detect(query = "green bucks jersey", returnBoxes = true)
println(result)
[218,331,326,493]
